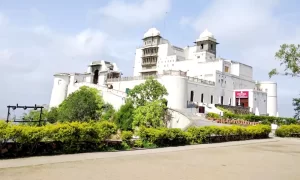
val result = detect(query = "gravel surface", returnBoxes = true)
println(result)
[1,138,300,180]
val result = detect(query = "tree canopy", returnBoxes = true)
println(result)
[292,98,300,120]
[57,86,104,122]
[269,44,300,119]
[269,44,300,78]
[114,100,135,130]
[101,103,116,121]
[132,100,166,128]
[128,77,168,106]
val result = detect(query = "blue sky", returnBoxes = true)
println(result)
[0,0,299,118]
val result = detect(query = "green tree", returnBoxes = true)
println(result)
[114,100,135,130]
[47,107,59,123]
[22,109,48,126]
[132,100,166,128]
[101,103,116,121]
[293,98,300,120]
[269,44,300,119]
[128,77,168,106]
[23,110,47,121]
[57,86,104,122]
[269,44,300,78]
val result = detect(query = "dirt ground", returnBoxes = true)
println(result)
[1,138,300,180]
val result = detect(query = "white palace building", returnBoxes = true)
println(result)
[49,28,278,128]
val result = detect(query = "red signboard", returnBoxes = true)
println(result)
[235,91,249,98]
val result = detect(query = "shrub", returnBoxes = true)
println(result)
[275,125,300,137]
[0,121,117,156]
[0,121,8,143]
[121,131,133,143]
[139,125,271,147]
[133,139,143,148]
[206,113,220,119]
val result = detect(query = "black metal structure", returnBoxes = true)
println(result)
[6,104,44,126]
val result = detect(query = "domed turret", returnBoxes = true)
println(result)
[195,29,218,58]
[199,29,214,39]
[196,28,217,43]
[143,28,161,39]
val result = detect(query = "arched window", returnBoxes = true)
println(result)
[201,93,204,103]
[190,91,194,102]
[93,69,99,84]
[211,95,213,104]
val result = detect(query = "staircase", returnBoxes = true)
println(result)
[169,108,230,130]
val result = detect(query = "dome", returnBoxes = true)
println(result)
[199,29,214,39]
[143,28,161,38]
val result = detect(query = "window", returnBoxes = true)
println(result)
[221,96,224,105]
[211,44,213,49]
[201,44,204,49]
[229,98,231,105]
[201,93,204,103]
[225,66,229,72]
[190,91,194,102]
[211,95,213,104]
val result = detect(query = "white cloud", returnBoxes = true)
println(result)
[0,13,8,27]
[0,0,168,116]
[96,0,171,25]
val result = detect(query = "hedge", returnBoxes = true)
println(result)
[206,112,298,125]
[0,120,272,158]
[138,125,271,147]
[275,125,300,137]
[0,121,118,158]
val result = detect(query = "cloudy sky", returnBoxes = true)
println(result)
[0,0,299,118]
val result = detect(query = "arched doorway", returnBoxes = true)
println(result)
[93,69,99,84]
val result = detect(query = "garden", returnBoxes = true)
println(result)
[0,77,290,159]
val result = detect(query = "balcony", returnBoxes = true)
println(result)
[142,61,156,66]
[142,53,158,57]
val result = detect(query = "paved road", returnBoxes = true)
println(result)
[1,138,300,180]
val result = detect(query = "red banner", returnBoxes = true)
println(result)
[235,91,248,98]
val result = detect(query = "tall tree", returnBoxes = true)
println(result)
[132,100,166,128]
[269,44,300,78]
[114,100,135,130]
[128,77,168,107]
[101,103,116,121]
[269,44,300,119]
[57,86,104,122]
[292,97,300,119]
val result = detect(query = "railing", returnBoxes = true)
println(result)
[163,70,187,76]
[142,53,158,57]
[107,70,215,86]
[107,75,163,82]
[187,76,215,86]
[141,61,157,66]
